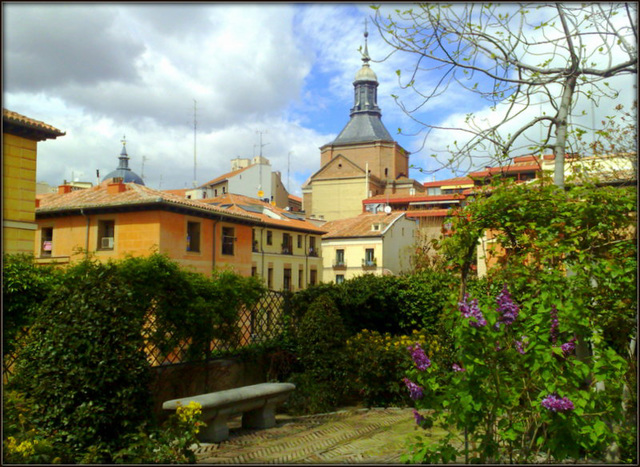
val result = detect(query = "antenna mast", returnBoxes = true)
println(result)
[287,151,292,192]
[255,130,268,198]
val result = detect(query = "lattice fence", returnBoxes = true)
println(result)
[3,290,291,381]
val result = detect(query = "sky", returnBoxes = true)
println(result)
[3,3,636,195]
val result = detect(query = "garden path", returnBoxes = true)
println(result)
[195,407,446,463]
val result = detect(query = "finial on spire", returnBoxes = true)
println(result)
[363,17,370,63]
[121,134,127,146]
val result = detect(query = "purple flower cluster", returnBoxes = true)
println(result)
[514,336,527,355]
[541,393,574,412]
[412,409,426,426]
[452,363,466,372]
[550,305,559,344]
[496,284,519,328]
[561,337,577,358]
[408,343,431,371]
[459,294,487,328]
[403,378,423,400]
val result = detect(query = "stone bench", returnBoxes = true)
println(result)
[162,382,295,443]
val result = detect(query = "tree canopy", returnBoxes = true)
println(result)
[372,3,637,187]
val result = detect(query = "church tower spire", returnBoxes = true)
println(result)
[329,21,393,145]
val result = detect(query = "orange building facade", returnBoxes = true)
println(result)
[35,180,258,277]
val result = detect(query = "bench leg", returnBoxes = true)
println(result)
[199,414,229,443]
[242,403,276,429]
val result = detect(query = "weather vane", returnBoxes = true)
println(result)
[121,134,127,146]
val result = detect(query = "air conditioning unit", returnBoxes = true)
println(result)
[101,237,114,249]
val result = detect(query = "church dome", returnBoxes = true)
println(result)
[355,64,378,82]
[102,138,145,185]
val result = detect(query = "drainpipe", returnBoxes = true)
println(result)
[260,227,265,280]
[211,220,217,274]
[80,209,89,259]
[304,234,309,288]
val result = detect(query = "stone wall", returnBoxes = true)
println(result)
[150,355,268,420]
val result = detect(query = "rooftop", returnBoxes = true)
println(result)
[3,108,66,141]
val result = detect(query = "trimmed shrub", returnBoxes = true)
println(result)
[286,295,350,414]
[9,259,152,462]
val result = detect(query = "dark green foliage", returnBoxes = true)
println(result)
[397,270,457,333]
[287,296,350,414]
[9,259,152,462]
[2,254,61,356]
[291,273,451,336]
[116,253,265,361]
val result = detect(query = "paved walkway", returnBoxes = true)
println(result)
[195,407,442,463]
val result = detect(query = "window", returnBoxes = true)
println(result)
[336,274,345,284]
[222,227,234,255]
[308,236,317,256]
[202,191,207,198]
[187,221,201,252]
[335,249,345,266]
[251,266,257,277]
[310,269,317,286]
[268,267,273,289]
[282,233,292,254]
[222,186,226,194]
[298,269,303,289]
[297,235,302,248]
[266,230,273,245]
[214,189,218,196]
[97,220,115,250]
[366,248,375,263]
[283,268,292,291]
[41,227,53,257]
[252,229,258,252]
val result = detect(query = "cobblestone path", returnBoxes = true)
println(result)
[195,407,440,463]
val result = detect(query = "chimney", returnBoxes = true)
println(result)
[35,198,40,208]
[107,178,127,194]
[58,184,73,194]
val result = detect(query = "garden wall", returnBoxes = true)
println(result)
[149,355,268,420]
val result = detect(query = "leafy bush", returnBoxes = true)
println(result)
[9,259,153,462]
[2,254,61,357]
[346,330,428,407]
[286,296,350,414]
[116,253,265,361]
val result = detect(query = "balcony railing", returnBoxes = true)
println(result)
[308,247,319,257]
[281,244,293,255]
[333,260,346,269]
[362,258,377,269]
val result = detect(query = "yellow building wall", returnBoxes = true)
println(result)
[321,238,384,283]
[3,133,38,255]
[252,227,323,290]
[35,210,253,277]
[311,178,367,221]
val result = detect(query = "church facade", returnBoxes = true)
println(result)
[302,29,423,221]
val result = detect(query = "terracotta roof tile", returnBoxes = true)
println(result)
[199,165,253,187]
[203,193,327,234]
[322,212,406,239]
[36,181,260,222]
[3,108,65,139]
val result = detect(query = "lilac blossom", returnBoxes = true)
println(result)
[495,284,519,328]
[550,305,559,345]
[458,294,487,328]
[407,343,431,370]
[561,337,577,358]
[541,393,575,412]
[403,378,423,400]
[452,363,466,372]
[514,336,528,355]
[412,409,426,426]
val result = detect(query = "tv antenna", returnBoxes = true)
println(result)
[256,130,268,198]
[193,99,197,187]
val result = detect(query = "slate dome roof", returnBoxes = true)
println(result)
[102,140,145,185]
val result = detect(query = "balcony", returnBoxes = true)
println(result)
[332,260,346,270]
[252,241,259,252]
[362,258,377,269]
[281,244,293,255]
[308,247,319,257]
